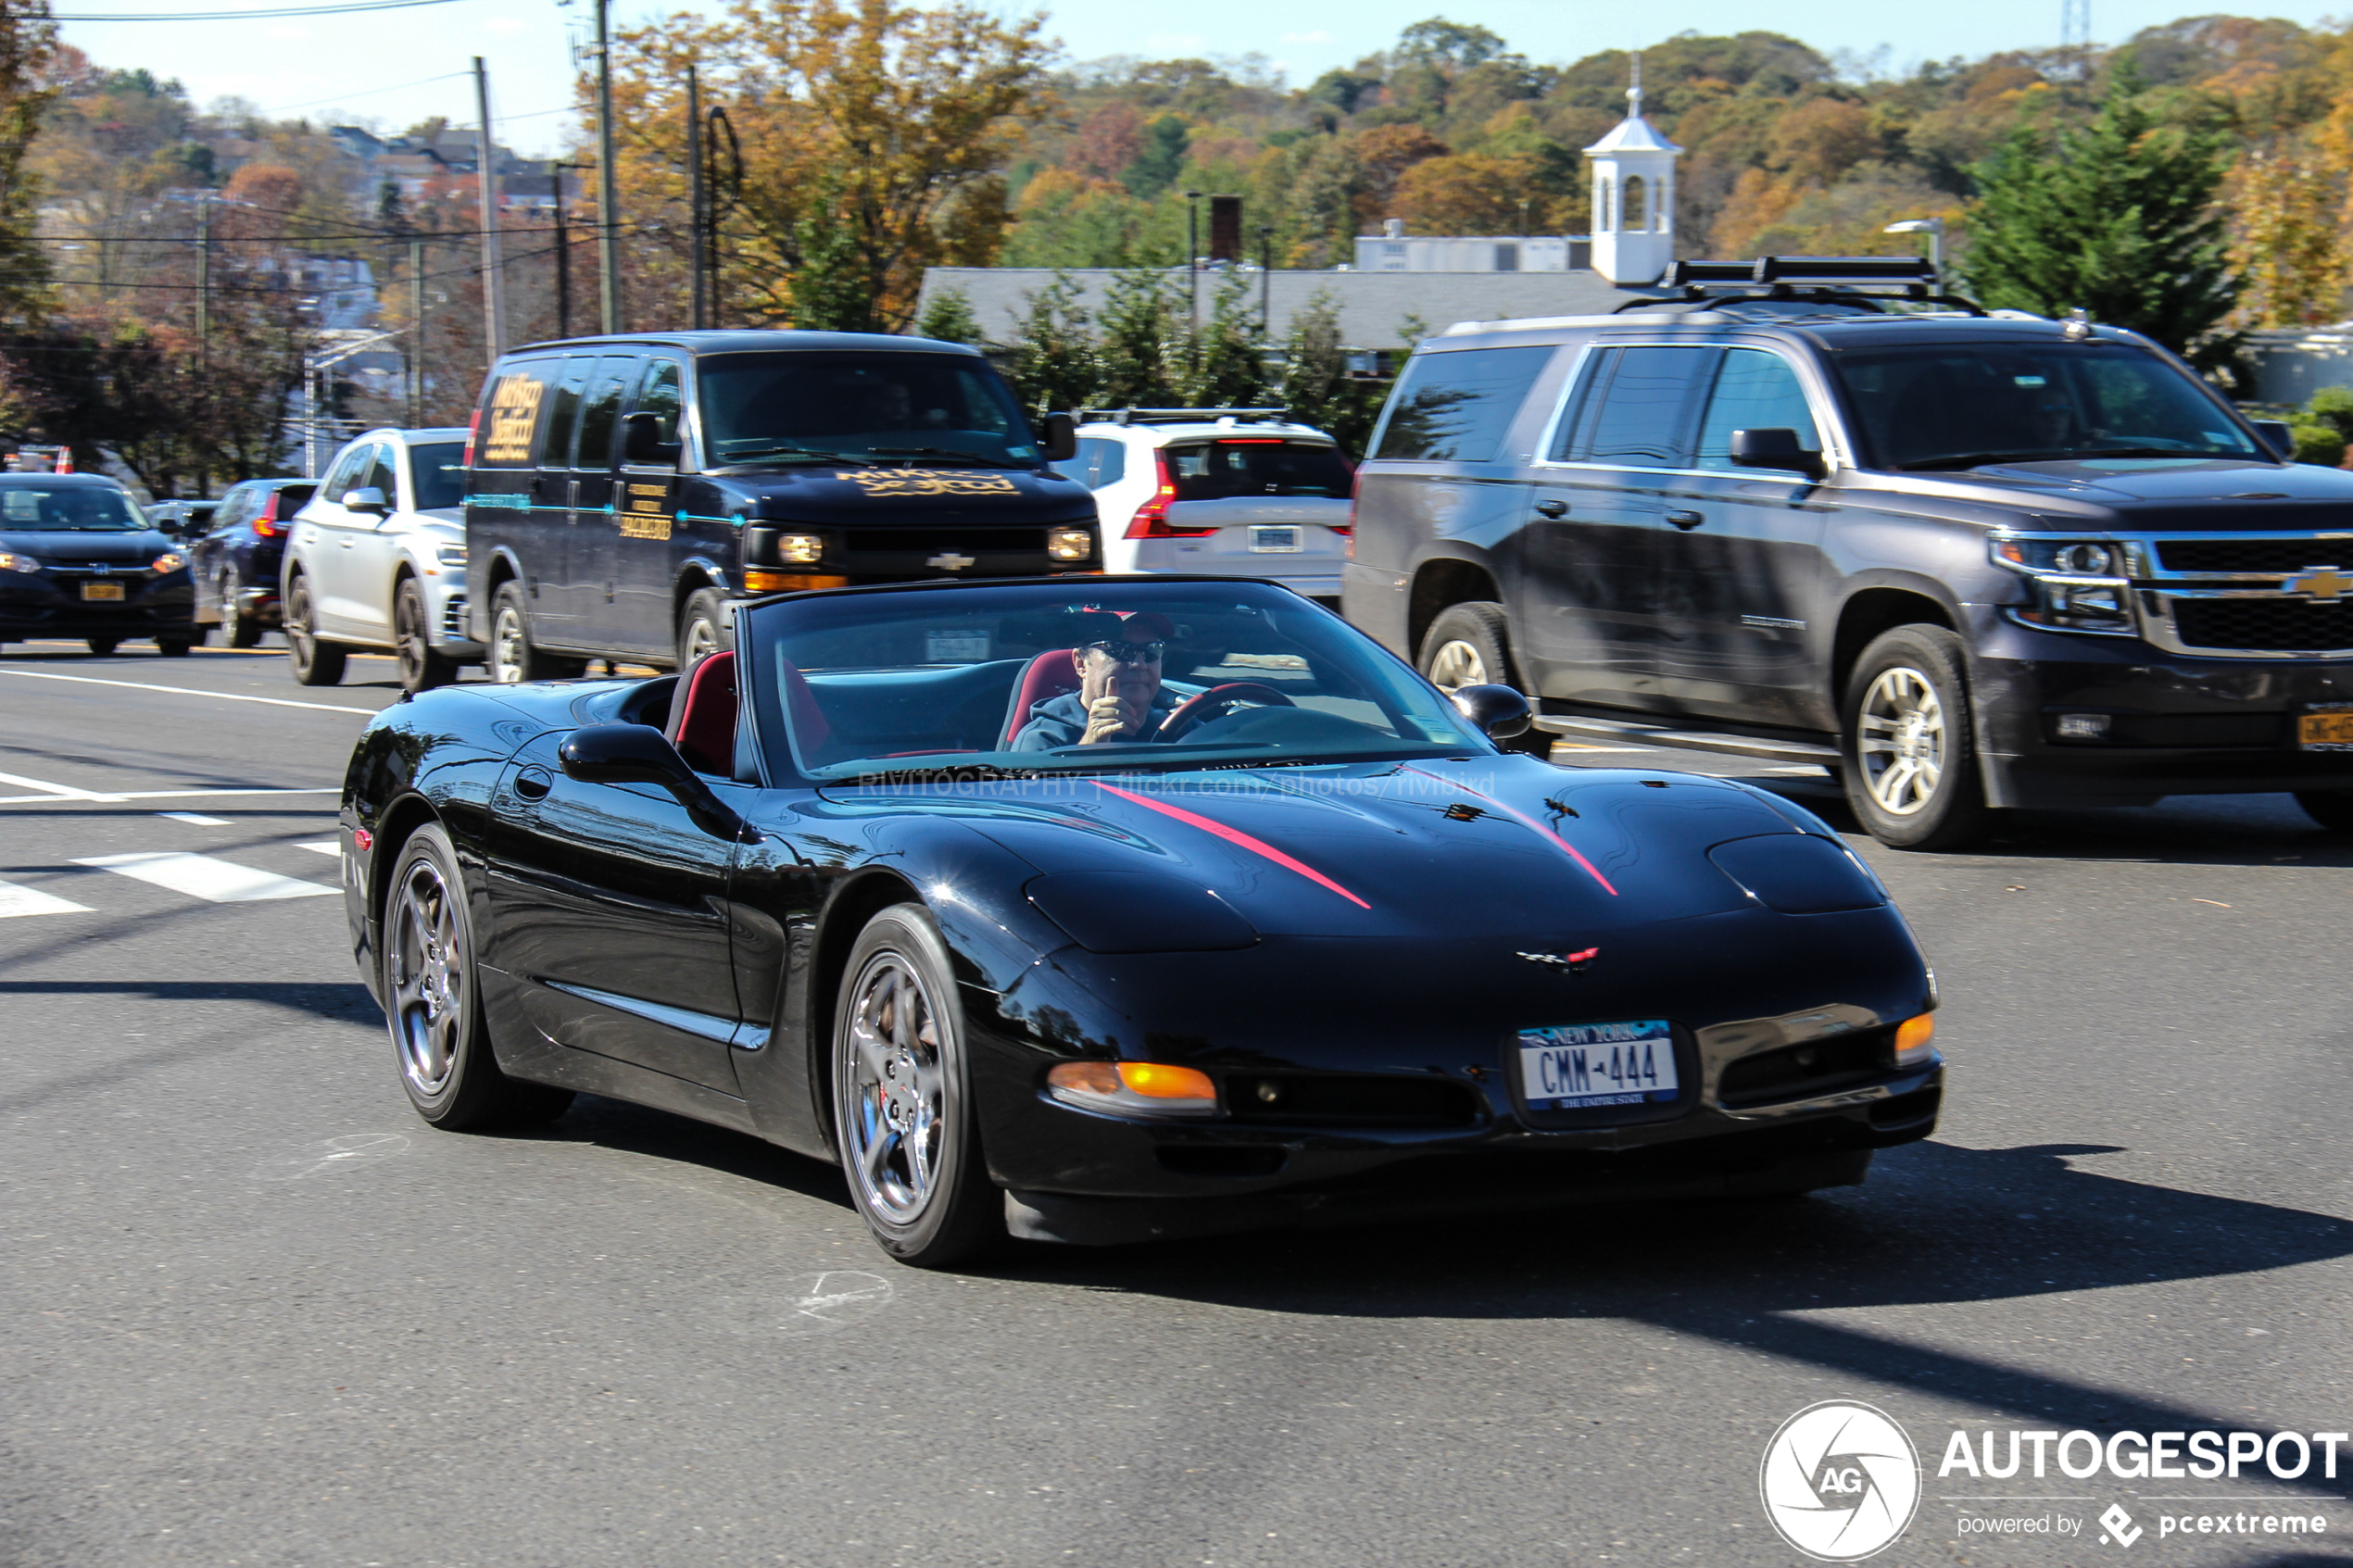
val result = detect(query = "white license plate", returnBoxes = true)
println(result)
[1248,526,1302,553]
[80,581,124,601]
[1518,1020,1679,1110]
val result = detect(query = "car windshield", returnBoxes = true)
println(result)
[1165,439,1354,499]
[698,351,1039,470]
[410,443,466,509]
[1831,343,2263,470]
[742,581,1489,781]
[0,484,145,532]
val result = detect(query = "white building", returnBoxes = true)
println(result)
[1584,58,1682,286]
[1353,222,1594,274]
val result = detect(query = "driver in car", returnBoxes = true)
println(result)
[1011,611,1179,748]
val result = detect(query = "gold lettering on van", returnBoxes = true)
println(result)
[844,468,1018,496]
[481,373,546,465]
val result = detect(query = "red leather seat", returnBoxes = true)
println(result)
[666,651,738,773]
[999,647,1081,747]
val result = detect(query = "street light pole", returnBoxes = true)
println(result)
[1184,190,1202,332]
[1883,217,1944,281]
[472,56,507,358]
[594,0,621,333]
[687,62,705,331]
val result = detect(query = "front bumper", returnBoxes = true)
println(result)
[0,575,193,639]
[1969,607,2353,807]
[423,581,482,659]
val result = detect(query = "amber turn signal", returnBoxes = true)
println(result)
[1047,1060,1218,1116]
[1894,1013,1936,1067]
[743,570,849,594]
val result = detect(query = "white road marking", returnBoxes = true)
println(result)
[158,810,232,825]
[1553,745,1654,753]
[293,839,340,855]
[0,878,94,918]
[71,851,336,902]
[0,668,377,716]
[0,769,121,801]
[1763,765,1826,775]
[0,786,339,806]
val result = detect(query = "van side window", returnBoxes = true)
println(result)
[574,355,637,470]
[632,359,684,446]
[539,361,591,468]
[1554,345,1713,469]
[1695,349,1820,470]
[478,361,554,467]
[1371,345,1554,462]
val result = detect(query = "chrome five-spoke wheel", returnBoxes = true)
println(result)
[1425,638,1488,693]
[842,948,947,1223]
[389,855,465,1098]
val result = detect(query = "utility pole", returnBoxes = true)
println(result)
[594,0,621,333]
[472,56,507,358]
[195,194,211,497]
[409,235,426,425]
[687,62,705,330]
[1184,190,1202,332]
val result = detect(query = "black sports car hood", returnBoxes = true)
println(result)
[0,527,172,561]
[719,465,1097,526]
[814,758,1869,939]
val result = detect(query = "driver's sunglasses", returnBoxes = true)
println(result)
[1084,639,1165,664]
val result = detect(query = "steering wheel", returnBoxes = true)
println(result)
[1157,681,1297,742]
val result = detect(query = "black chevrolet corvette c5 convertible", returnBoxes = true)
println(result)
[339,576,1944,1267]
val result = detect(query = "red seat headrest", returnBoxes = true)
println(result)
[667,650,738,774]
[1000,647,1082,748]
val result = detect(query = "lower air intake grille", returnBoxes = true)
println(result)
[1227,1073,1482,1128]
[2172,597,2353,651]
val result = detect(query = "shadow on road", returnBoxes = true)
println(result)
[0,977,375,1022]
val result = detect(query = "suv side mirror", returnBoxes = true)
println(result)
[1036,411,1078,463]
[2252,419,2296,461]
[623,411,681,464]
[342,486,389,514]
[1729,428,1826,480]
[558,723,754,841]
[1449,683,1533,740]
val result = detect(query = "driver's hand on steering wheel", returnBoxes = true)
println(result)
[1080,694,1139,745]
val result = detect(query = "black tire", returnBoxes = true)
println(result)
[2296,791,2353,833]
[283,572,347,686]
[394,576,459,694]
[85,636,119,656]
[675,587,734,673]
[487,581,586,684]
[384,823,573,1130]
[1417,601,1552,757]
[831,903,1003,1268]
[228,610,263,648]
[1839,624,1988,851]
[157,638,193,658]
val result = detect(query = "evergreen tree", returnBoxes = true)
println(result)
[1004,271,1101,415]
[1096,269,1182,408]
[787,175,879,331]
[1965,65,2241,356]
[914,286,984,345]
[1171,271,1267,409]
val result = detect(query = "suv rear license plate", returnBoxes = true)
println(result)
[1517,1019,1678,1110]
[2300,706,2353,750]
[1248,526,1302,553]
[80,582,123,601]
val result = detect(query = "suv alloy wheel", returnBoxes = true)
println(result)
[1840,625,1988,850]
[1418,602,1554,757]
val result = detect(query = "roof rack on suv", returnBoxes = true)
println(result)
[1617,255,1984,317]
[1078,407,1290,427]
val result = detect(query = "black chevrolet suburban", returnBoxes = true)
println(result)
[463,330,1091,679]
[1343,257,2353,849]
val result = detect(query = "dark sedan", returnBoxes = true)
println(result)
[0,474,195,655]
[339,577,1944,1266]
[188,478,316,647]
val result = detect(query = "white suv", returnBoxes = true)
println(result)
[1056,409,1353,605]
[281,427,482,692]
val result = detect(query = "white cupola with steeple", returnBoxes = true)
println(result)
[1583,55,1682,286]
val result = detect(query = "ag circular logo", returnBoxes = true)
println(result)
[1759,1400,1922,1562]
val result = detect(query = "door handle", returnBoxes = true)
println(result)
[1535,500,1568,519]
[512,768,552,802]
[1667,510,1705,530]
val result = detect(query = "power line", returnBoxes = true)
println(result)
[253,70,467,116]
[56,0,468,19]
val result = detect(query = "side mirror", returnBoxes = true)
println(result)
[1450,682,1533,741]
[559,723,755,841]
[343,486,389,514]
[2253,419,2296,461]
[1036,410,1078,463]
[1728,428,1826,480]
[623,411,681,464]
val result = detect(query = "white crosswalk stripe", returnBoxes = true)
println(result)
[158,811,233,826]
[70,852,337,903]
[0,878,94,918]
[293,840,340,856]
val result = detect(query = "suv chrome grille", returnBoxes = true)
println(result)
[2158,538,2353,573]
[2171,598,2353,652]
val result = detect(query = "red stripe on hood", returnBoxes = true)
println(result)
[1090,781,1372,909]
[1401,766,1619,897]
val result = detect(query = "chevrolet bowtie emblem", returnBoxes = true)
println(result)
[1517,947,1599,973]
[927,552,975,571]
[2289,567,2352,600]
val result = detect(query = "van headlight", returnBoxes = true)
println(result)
[1991,535,2133,634]
[1048,526,1094,561]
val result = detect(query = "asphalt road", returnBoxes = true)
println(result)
[6,636,2353,1568]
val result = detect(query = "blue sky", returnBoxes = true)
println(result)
[57,0,2351,158]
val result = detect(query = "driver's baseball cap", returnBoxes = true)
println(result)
[1069,608,1175,646]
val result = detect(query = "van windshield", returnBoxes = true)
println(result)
[698,352,1039,470]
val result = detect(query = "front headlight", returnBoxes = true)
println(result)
[1990,534,2133,633]
[777,532,824,565]
[149,552,184,573]
[0,551,40,572]
[1048,525,1094,561]
[434,544,468,567]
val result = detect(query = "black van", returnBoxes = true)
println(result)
[463,330,1093,679]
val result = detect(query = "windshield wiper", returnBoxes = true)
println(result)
[718,445,875,465]
[1898,450,2072,471]
[859,447,1031,469]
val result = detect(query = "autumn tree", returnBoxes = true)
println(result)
[2226,144,2344,326]
[0,0,57,325]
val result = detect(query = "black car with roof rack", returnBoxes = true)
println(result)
[461,330,1092,680]
[1343,256,2353,848]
